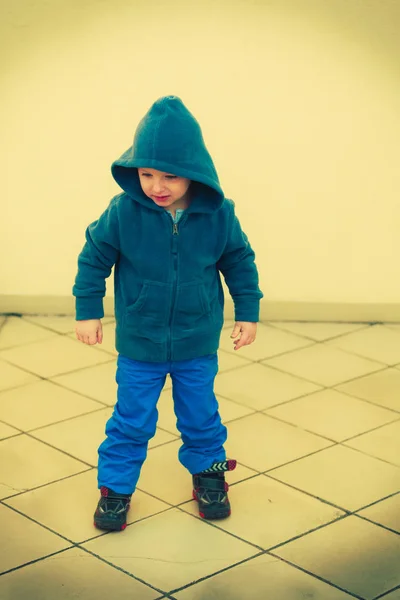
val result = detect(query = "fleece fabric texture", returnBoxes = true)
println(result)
[72,95,263,362]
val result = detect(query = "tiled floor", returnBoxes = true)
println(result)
[0,315,400,599]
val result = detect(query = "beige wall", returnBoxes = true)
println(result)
[2,0,400,314]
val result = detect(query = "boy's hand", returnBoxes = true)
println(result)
[75,319,103,345]
[231,321,257,351]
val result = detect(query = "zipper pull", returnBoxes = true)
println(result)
[173,223,178,235]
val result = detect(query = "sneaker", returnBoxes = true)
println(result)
[192,459,237,520]
[94,486,131,531]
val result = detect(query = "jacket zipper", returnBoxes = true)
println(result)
[166,216,183,360]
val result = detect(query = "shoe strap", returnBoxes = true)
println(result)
[201,459,237,474]
[101,486,131,499]
[194,474,226,491]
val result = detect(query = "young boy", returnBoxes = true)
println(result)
[73,96,263,531]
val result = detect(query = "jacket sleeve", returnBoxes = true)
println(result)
[216,201,263,322]
[72,197,120,320]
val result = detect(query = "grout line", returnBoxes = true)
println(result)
[263,443,340,478]
[332,385,400,416]
[218,339,317,364]
[0,467,94,501]
[76,505,176,546]
[0,317,8,336]
[264,473,400,538]
[374,583,400,599]
[44,357,117,378]
[352,490,400,514]
[266,552,366,599]
[2,319,399,597]
[265,515,351,554]
[43,377,115,409]
[23,431,95,465]
[258,359,390,390]
[352,512,400,537]
[0,547,77,579]
[74,545,172,597]
[174,504,264,552]
[264,472,351,514]
[166,551,265,596]
[254,410,339,443]
[0,502,80,546]
[0,353,114,385]
[339,416,400,444]
[26,406,112,434]
[336,440,400,469]
[267,320,371,341]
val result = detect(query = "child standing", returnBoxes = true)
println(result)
[73,96,263,531]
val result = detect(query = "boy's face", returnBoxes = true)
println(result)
[138,168,191,212]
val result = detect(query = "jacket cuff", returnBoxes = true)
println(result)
[234,302,260,323]
[75,297,104,321]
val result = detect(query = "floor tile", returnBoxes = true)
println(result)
[357,493,400,533]
[218,322,312,361]
[0,547,158,599]
[0,358,40,392]
[6,469,170,543]
[0,336,113,378]
[264,344,384,387]
[0,434,88,499]
[379,589,400,600]
[0,504,70,575]
[24,315,115,334]
[225,413,332,472]
[222,319,235,329]
[336,368,400,413]
[30,407,112,465]
[174,553,355,599]
[327,325,400,365]
[274,516,400,599]
[0,316,57,350]
[51,359,172,405]
[266,389,398,441]
[387,323,400,330]
[30,408,178,466]
[0,421,20,440]
[181,474,344,550]
[215,363,321,410]
[270,321,367,341]
[51,360,118,405]
[82,508,257,592]
[0,380,103,431]
[138,440,257,505]
[217,348,252,372]
[270,445,400,511]
[156,388,254,436]
[345,420,400,467]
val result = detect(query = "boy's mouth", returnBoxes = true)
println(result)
[153,195,170,201]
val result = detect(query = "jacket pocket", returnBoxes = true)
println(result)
[174,282,210,328]
[124,281,171,330]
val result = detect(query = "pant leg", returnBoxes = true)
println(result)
[97,354,168,494]
[170,353,227,475]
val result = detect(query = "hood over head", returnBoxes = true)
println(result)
[111,96,224,213]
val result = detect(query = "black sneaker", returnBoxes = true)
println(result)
[192,459,237,520]
[94,486,131,531]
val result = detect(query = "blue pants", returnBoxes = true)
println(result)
[97,353,227,494]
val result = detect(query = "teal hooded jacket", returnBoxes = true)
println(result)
[73,96,263,362]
